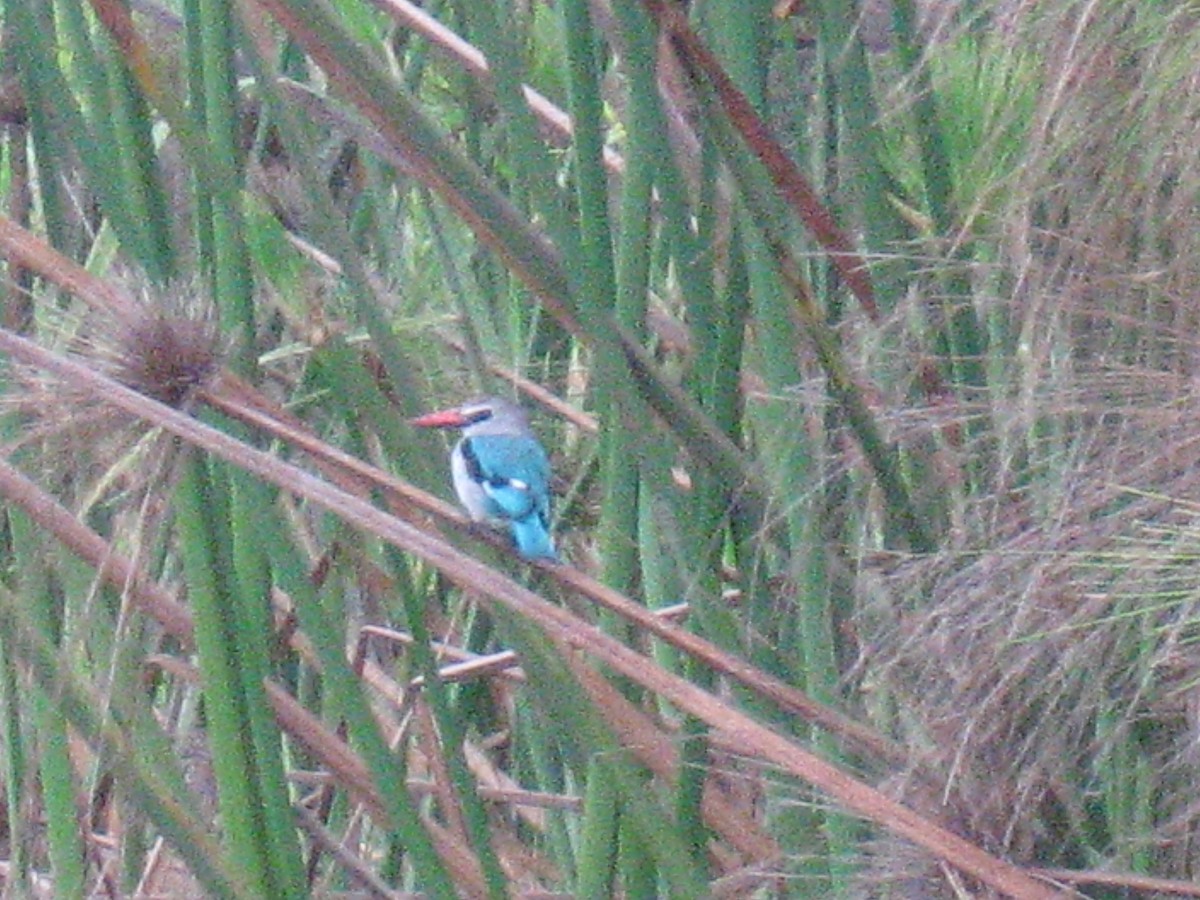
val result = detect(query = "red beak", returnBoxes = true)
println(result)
[410,408,468,428]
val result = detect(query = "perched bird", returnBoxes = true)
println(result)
[411,396,558,561]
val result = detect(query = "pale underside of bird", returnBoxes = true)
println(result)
[411,396,558,561]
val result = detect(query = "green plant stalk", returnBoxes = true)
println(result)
[576,755,620,897]
[459,0,577,262]
[30,656,86,900]
[9,4,72,256]
[227,473,308,896]
[636,456,686,679]
[12,3,146,266]
[261,504,461,899]
[515,695,576,883]
[714,237,763,619]
[1131,750,1153,873]
[616,808,658,899]
[814,0,910,308]
[1098,703,1154,873]
[674,165,731,884]
[99,43,177,282]
[380,547,511,900]
[0,582,250,898]
[593,363,641,598]
[559,0,641,601]
[195,0,256,363]
[702,160,750,445]
[740,231,841,894]
[736,197,860,891]
[0,626,28,895]
[667,102,739,700]
[174,454,277,897]
[674,710,710,881]
[660,147,725,873]
[890,0,987,379]
[10,508,86,897]
[421,192,489,392]
[606,0,660,603]
[610,7,656,335]
[702,0,768,111]
[687,68,937,553]
[182,0,216,269]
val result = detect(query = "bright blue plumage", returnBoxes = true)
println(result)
[412,397,558,561]
[460,435,551,520]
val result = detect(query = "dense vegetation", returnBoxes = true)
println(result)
[1,0,1199,897]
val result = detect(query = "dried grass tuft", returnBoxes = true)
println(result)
[2,278,221,513]
[840,5,1200,894]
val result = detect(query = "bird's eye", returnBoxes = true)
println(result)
[465,407,493,424]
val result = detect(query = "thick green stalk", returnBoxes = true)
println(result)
[7,4,71,256]
[616,810,657,899]
[99,45,176,282]
[682,60,937,553]
[560,0,640,599]
[813,0,910,309]
[195,0,256,364]
[12,3,148,267]
[233,14,433,428]
[182,0,215,268]
[576,756,620,897]
[559,0,614,306]
[10,510,86,898]
[227,474,308,897]
[260,489,462,899]
[458,0,577,261]
[890,0,992,488]
[0,627,27,894]
[0,583,248,898]
[309,344,509,899]
[174,455,278,897]
[515,696,576,882]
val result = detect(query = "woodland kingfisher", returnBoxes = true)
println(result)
[411,396,558,561]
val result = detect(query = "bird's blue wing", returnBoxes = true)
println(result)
[459,434,552,523]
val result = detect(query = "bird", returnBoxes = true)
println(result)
[411,396,558,561]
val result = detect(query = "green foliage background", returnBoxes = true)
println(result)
[0,0,1199,897]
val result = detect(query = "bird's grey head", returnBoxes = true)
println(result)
[457,396,532,436]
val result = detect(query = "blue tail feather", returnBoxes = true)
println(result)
[510,516,557,561]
